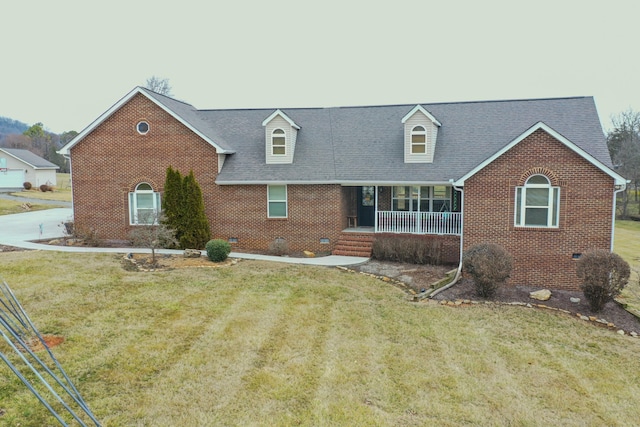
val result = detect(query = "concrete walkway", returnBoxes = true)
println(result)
[0,209,369,267]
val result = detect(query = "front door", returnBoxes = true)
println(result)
[357,186,375,227]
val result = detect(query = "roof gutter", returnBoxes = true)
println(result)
[611,181,628,252]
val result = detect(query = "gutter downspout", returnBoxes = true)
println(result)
[430,182,464,297]
[611,181,628,252]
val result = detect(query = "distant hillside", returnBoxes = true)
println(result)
[0,116,29,139]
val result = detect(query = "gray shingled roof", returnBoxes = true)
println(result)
[0,148,59,169]
[131,91,614,185]
[140,88,235,153]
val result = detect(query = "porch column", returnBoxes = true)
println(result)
[374,185,378,232]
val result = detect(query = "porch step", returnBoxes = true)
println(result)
[332,233,374,257]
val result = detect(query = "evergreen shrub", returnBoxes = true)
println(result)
[206,239,231,262]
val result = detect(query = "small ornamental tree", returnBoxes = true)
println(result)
[462,243,513,298]
[129,212,178,267]
[576,250,630,312]
[179,171,211,249]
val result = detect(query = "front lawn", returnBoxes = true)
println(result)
[0,198,63,215]
[1,252,639,426]
[615,220,640,317]
[8,173,72,203]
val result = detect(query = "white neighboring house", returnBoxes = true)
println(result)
[0,148,59,192]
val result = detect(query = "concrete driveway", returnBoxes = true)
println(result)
[0,208,369,265]
[0,208,73,247]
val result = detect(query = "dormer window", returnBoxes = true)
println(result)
[411,126,427,154]
[262,109,300,164]
[402,105,441,163]
[272,129,286,155]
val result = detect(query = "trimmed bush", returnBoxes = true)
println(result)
[576,250,630,312]
[371,235,443,265]
[40,184,51,192]
[462,243,513,298]
[206,239,231,262]
[268,239,289,256]
[23,182,32,190]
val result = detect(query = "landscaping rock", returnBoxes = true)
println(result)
[184,249,201,258]
[303,250,315,258]
[570,297,580,303]
[529,289,551,301]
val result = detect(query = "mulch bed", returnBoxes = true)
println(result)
[350,260,640,335]
[432,278,640,335]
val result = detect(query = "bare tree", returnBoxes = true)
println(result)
[144,76,173,96]
[129,212,178,267]
[607,109,640,217]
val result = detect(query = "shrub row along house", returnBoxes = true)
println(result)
[59,87,625,290]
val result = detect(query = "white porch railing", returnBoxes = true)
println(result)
[376,211,461,235]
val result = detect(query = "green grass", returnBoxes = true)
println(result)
[8,173,71,203]
[0,198,64,215]
[0,253,640,426]
[615,220,640,317]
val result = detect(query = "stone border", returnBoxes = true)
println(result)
[336,265,419,295]
[428,299,639,337]
[122,254,239,272]
[336,266,639,338]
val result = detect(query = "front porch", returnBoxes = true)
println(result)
[343,185,462,236]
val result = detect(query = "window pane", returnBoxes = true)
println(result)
[269,202,286,217]
[526,188,549,206]
[137,209,156,224]
[137,193,154,208]
[273,146,285,155]
[433,186,450,199]
[273,129,285,135]
[527,175,549,185]
[272,137,285,146]
[268,185,286,200]
[411,144,426,153]
[393,199,409,211]
[136,183,152,191]
[412,134,426,143]
[525,208,548,226]
[433,200,450,212]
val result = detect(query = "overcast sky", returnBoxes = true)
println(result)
[1,0,639,134]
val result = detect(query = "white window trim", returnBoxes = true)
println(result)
[515,175,560,228]
[267,185,288,218]
[271,128,286,156]
[129,183,161,225]
[410,125,427,154]
[136,120,150,135]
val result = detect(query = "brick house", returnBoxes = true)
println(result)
[59,87,625,290]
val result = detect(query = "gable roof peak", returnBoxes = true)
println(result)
[262,109,301,129]
[401,105,442,126]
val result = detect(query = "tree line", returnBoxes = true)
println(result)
[607,110,640,218]
[0,122,76,173]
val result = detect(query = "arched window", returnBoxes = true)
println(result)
[271,129,286,155]
[129,182,160,225]
[410,125,427,154]
[515,175,559,227]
